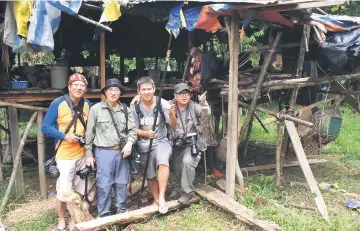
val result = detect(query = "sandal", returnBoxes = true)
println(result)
[158,202,168,214]
[56,228,68,231]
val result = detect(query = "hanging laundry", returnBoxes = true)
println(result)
[99,0,121,23]
[13,0,33,37]
[47,0,82,15]
[27,1,62,52]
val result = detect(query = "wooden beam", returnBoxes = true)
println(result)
[74,196,201,231]
[37,112,47,199]
[0,102,47,112]
[262,0,347,12]
[225,11,241,198]
[285,120,329,221]
[240,158,327,172]
[100,32,106,101]
[8,107,25,196]
[194,185,283,231]
[237,31,282,156]
[231,73,360,94]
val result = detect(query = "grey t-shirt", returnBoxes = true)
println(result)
[131,97,170,152]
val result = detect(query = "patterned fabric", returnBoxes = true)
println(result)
[188,48,202,93]
[68,73,88,86]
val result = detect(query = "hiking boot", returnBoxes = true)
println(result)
[178,192,194,205]
[212,169,224,178]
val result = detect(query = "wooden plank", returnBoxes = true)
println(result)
[100,32,106,101]
[37,112,47,199]
[285,120,329,221]
[8,107,25,196]
[74,196,201,231]
[225,11,241,198]
[194,185,283,231]
[216,178,245,194]
[240,158,327,172]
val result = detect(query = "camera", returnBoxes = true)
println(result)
[45,158,60,178]
[186,133,198,156]
[74,134,86,146]
[173,134,186,150]
[76,165,95,179]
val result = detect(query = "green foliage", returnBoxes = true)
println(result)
[241,27,264,67]
[329,0,360,16]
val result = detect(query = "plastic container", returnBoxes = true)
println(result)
[11,81,29,89]
[50,66,68,89]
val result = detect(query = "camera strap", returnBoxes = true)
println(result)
[54,96,85,155]
[107,102,128,143]
[176,105,190,136]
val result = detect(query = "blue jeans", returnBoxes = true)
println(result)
[95,147,129,216]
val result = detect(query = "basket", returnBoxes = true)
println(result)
[11,81,29,89]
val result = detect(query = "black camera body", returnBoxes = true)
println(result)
[76,165,95,179]
[74,134,86,146]
[45,158,60,178]
[173,133,198,156]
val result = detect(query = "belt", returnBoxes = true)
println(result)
[104,146,122,150]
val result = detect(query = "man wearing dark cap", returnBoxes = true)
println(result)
[85,78,137,217]
[169,83,210,205]
[42,73,92,231]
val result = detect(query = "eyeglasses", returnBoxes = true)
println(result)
[107,89,121,94]
[177,91,191,97]
[71,83,86,89]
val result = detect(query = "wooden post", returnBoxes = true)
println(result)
[225,11,240,198]
[100,31,106,101]
[0,122,3,183]
[275,122,285,186]
[237,32,282,165]
[277,25,311,185]
[119,56,125,84]
[37,112,47,199]
[8,107,25,196]
[0,112,38,214]
[285,121,329,220]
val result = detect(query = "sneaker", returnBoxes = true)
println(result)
[178,192,194,205]
[212,169,224,178]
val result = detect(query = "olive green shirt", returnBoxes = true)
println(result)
[85,101,137,157]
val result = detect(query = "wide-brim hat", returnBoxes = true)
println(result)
[62,73,88,93]
[101,78,125,95]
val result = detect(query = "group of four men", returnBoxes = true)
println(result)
[42,73,212,231]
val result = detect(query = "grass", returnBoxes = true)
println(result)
[130,201,246,231]
[234,104,360,231]
[10,211,58,231]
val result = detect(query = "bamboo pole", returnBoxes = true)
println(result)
[100,32,106,101]
[0,112,38,214]
[237,32,282,165]
[225,11,242,198]
[68,13,112,32]
[37,112,47,199]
